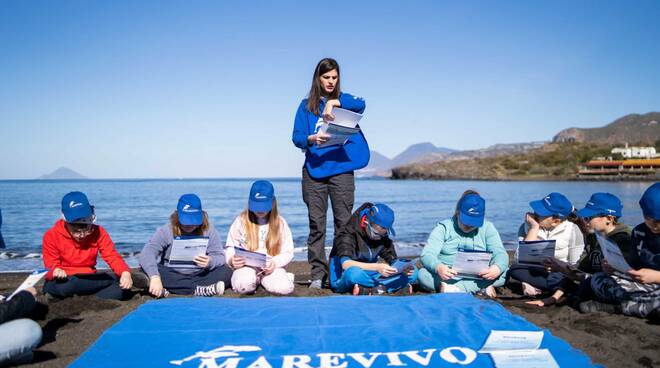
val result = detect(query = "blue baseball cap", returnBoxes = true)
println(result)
[458,193,486,227]
[366,203,396,236]
[61,191,94,223]
[529,192,573,218]
[640,182,660,220]
[249,180,274,213]
[177,194,203,226]
[577,193,623,219]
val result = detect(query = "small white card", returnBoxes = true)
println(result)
[234,247,268,269]
[489,349,559,368]
[480,330,544,352]
[8,269,48,300]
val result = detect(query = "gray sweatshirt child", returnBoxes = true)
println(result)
[138,223,226,277]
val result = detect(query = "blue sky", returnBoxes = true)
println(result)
[1,1,659,179]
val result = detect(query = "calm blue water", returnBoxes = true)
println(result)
[0,178,652,271]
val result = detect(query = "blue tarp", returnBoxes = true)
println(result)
[71,294,596,367]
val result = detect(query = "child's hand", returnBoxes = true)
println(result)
[525,212,540,230]
[436,264,458,280]
[53,267,68,279]
[262,261,276,276]
[479,265,501,280]
[149,276,164,298]
[377,264,397,277]
[194,255,211,268]
[628,268,660,284]
[119,271,133,290]
[230,256,246,269]
[25,287,38,298]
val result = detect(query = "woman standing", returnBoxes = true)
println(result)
[292,58,369,288]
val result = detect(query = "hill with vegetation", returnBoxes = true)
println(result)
[553,112,660,145]
[391,142,622,180]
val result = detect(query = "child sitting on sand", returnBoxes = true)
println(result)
[508,192,585,297]
[0,287,42,366]
[418,191,508,297]
[138,194,232,297]
[329,202,417,295]
[581,182,660,320]
[526,193,632,307]
[42,192,133,300]
[225,181,295,295]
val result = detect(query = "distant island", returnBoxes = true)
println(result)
[381,112,660,181]
[38,167,88,180]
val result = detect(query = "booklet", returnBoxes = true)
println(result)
[378,259,416,280]
[596,232,632,273]
[166,236,209,268]
[517,240,556,267]
[234,247,268,269]
[480,330,558,368]
[452,250,491,278]
[7,269,48,301]
[317,107,363,148]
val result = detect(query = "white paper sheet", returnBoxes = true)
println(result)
[452,251,491,277]
[480,330,544,352]
[317,107,362,148]
[234,247,268,269]
[517,240,556,266]
[489,349,559,368]
[8,269,48,300]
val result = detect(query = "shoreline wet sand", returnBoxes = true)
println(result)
[1,262,659,368]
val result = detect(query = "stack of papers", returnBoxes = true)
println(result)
[480,330,558,368]
[317,107,362,148]
[167,237,209,268]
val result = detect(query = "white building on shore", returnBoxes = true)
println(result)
[611,143,658,159]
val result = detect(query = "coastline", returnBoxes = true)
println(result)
[1,262,658,368]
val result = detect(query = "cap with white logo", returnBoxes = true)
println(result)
[61,191,94,223]
[249,180,275,213]
[177,194,203,226]
[529,192,573,219]
[458,193,486,228]
[576,192,623,219]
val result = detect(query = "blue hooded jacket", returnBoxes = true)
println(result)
[291,92,370,179]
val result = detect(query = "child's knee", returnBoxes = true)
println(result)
[231,268,258,294]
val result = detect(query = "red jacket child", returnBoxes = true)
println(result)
[42,219,130,281]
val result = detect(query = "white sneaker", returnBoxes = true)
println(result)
[309,279,323,289]
[286,272,295,283]
[440,282,462,293]
[194,281,225,297]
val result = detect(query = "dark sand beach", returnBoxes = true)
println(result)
[1,262,659,368]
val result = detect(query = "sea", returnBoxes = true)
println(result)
[0,178,652,272]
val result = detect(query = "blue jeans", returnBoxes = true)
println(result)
[0,319,42,365]
[331,266,419,293]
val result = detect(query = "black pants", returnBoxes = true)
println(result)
[44,273,128,300]
[302,167,355,282]
[507,265,565,292]
[157,264,233,295]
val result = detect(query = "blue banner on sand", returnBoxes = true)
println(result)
[71,294,597,367]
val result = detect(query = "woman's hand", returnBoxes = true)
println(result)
[307,133,331,146]
[479,265,501,280]
[149,276,164,298]
[262,261,276,276]
[628,268,660,284]
[230,256,246,269]
[194,255,211,269]
[119,271,133,289]
[53,267,68,279]
[436,264,458,280]
[376,263,397,277]
[322,99,341,121]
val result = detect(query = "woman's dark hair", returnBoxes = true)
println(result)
[306,58,341,115]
